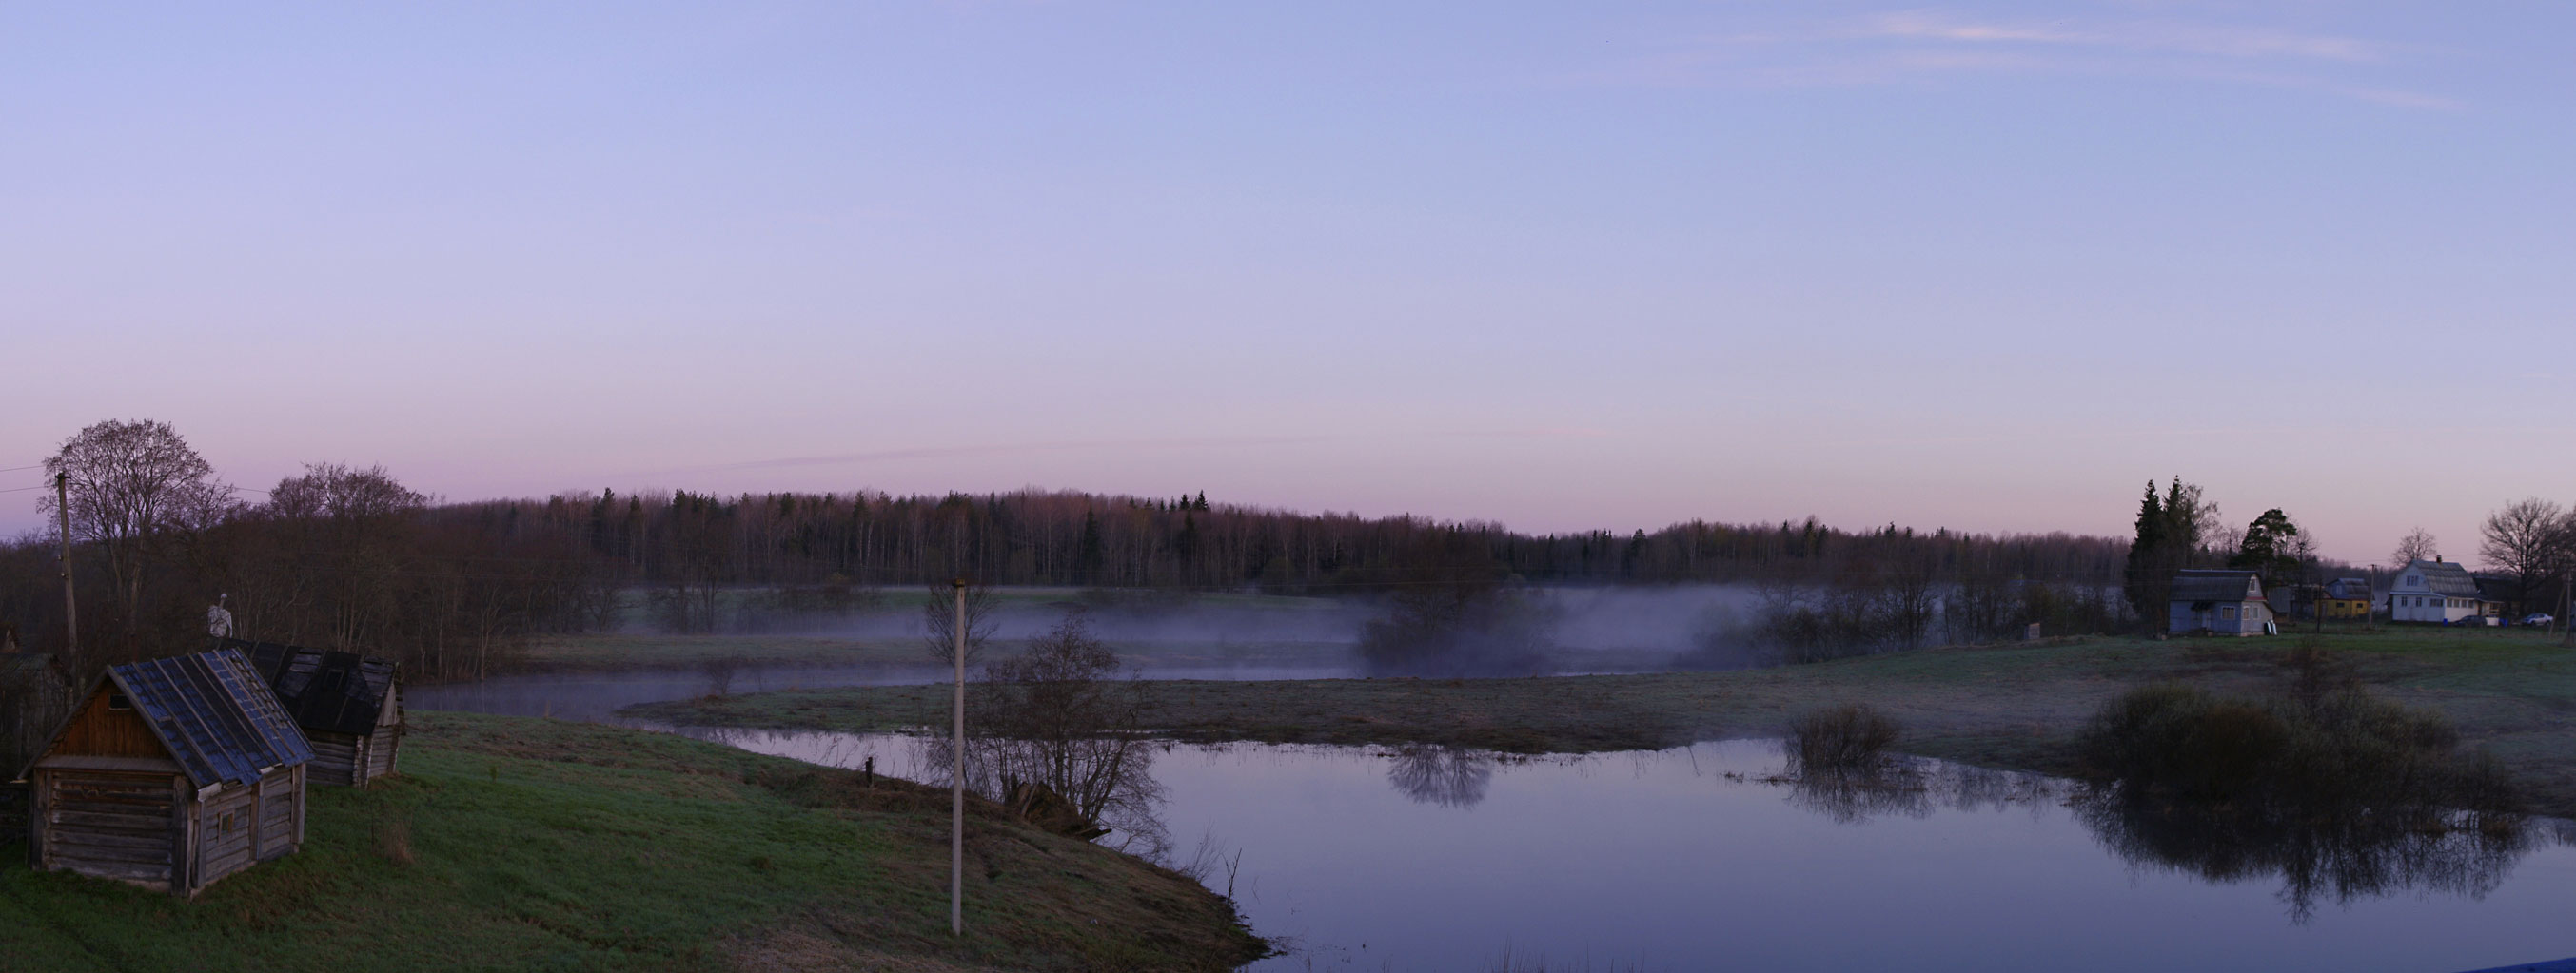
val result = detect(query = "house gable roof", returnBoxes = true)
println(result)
[97,648,313,788]
[228,637,398,737]
[2170,569,2264,603]
[2397,559,2484,597]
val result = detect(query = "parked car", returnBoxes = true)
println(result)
[2524,613,2555,627]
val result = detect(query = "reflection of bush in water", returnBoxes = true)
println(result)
[2065,662,2542,918]
[2075,789,2537,923]
[1386,745,1496,808]
[1774,753,2550,921]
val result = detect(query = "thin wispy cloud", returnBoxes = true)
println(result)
[1579,6,2458,108]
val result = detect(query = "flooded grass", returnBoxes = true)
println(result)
[630,626,2576,816]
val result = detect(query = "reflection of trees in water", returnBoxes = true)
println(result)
[2075,790,2537,923]
[1775,756,2553,922]
[1386,745,1496,808]
[1783,759,2057,826]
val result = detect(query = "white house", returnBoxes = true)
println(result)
[2169,569,2275,636]
[2386,558,2501,624]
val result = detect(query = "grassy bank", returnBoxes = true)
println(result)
[0,711,1265,972]
[630,627,2576,815]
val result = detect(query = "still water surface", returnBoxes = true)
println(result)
[668,728,2576,973]
[413,669,2576,972]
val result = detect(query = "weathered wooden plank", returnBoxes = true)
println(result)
[203,846,252,878]
[52,779,176,798]
[33,755,186,774]
[50,858,171,882]
[48,836,173,863]
[48,808,169,832]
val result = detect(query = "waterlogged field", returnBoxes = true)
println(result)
[639,627,2576,816]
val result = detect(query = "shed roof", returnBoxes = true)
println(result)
[101,649,312,788]
[0,652,67,682]
[227,637,397,737]
[2171,569,2264,603]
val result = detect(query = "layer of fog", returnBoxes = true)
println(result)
[633,584,1778,674]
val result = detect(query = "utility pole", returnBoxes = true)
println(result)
[951,577,966,937]
[55,472,76,657]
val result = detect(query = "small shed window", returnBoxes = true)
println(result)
[108,693,131,710]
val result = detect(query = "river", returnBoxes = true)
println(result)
[411,665,2576,972]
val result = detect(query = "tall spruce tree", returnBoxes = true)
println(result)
[1076,510,1106,585]
[2123,481,2164,623]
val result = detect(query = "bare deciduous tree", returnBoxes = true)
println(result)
[42,419,231,658]
[920,580,998,668]
[2391,527,2440,568]
[2480,499,2572,615]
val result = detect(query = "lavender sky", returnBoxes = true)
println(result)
[4,2,2569,566]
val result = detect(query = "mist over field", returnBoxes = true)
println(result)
[656,584,1778,674]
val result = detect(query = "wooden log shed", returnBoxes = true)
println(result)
[228,637,403,786]
[18,648,314,896]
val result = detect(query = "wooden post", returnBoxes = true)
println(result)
[28,770,46,870]
[55,474,76,658]
[951,577,966,937]
[172,776,193,895]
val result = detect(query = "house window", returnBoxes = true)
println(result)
[108,694,130,710]
[2222,605,2237,619]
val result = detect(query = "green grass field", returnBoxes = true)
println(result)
[0,712,1265,973]
[632,626,2576,816]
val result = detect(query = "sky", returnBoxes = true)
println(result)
[3,1,2569,566]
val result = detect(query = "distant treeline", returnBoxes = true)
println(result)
[450,487,2134,594]
[1,420,2164,683]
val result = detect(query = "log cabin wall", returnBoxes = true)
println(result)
[32,769,186,893]
[307,732,363,787]
[364,727,397,781]
[195,779,259,884]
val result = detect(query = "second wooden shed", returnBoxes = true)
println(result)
[229,638,403,786]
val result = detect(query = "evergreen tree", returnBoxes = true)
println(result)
[2122,481,2164,622]
[2229,508,2302,586]
[1076,510,1107,585]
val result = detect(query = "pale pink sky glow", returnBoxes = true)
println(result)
[5,2,2571,567]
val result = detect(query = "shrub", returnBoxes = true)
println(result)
[1787,704,1900,774]
[2076,681,2512,813]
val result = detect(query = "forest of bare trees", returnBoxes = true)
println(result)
[2,419,2165,682]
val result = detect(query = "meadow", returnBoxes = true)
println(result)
[0,711,1265,973]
